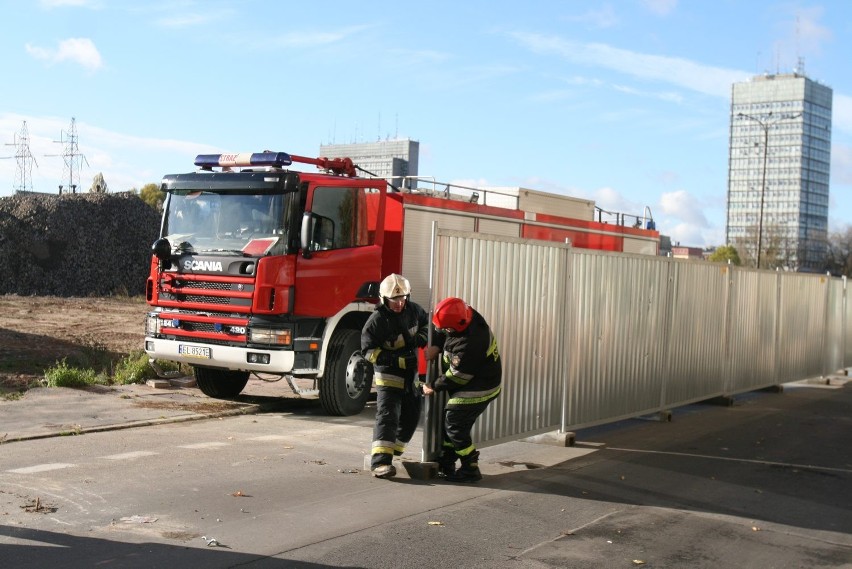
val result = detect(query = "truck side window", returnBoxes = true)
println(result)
[310,187,370,250]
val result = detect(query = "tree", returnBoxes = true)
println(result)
[825,226,852,277]
[139,183,165,211]
[707,245,741,266]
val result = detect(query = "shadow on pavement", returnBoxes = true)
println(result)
[471,382,852,536]
[0,525,364,569]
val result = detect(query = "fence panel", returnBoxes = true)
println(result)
[726,269,779,393]
[430,229,571,446]
[826,276,845,375]
[662,261,730,405]
[776,273,830,383]
[566,250,669,428]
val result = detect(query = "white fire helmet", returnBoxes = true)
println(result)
[379,273,411,302]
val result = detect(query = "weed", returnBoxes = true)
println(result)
[1,390,25,401]
[43,360,106,388]
[112,350,185,385]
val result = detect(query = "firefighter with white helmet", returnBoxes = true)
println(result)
[361,273,429,478]
[423,297,502,482]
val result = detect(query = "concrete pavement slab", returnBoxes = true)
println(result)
[0,383,258,442]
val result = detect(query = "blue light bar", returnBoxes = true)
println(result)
[194,152,293,169]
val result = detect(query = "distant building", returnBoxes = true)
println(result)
[320,139,419,190]
[671,246,705,261]
[658,235,672,257]
[726,71,832,271]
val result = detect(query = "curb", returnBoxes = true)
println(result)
[1,402,263,444]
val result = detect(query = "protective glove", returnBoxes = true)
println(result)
[398,352,418,370]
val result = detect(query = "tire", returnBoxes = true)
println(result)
[194,366,250,399]
[319,328,372,416]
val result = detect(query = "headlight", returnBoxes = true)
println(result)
[249,328,292,346]
[146,315,161,335]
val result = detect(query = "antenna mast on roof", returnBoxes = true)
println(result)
[2,121,39,192]
[45,117,88,194]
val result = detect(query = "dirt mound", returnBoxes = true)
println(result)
[0,192,160,296]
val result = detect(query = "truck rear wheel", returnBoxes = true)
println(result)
[194,366,250,399]
[319,329,372,416]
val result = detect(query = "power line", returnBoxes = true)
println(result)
[44,117,89,194]
[2,121,39,192]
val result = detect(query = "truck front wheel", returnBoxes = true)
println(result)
[194,366,250,399]
[319,329,372,416]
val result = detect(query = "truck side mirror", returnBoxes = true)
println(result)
[300,212,314,259]
[151,238,172,269]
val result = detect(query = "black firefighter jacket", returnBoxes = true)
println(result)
[431,309,502,408]
[361,301,429,390]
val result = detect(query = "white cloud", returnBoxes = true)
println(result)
[246,25,374,50]
[666,222,707,247]
[26,38,103,71]
[612,84,685,104]
[564,5,619,29]
[831,142,852,186]
[641,0,678,17]
[156,9,233,28]
[791,7,832,56]
[508,32,750,99]
[833,93,852,134]
[593,186,643,213]
[659,189,709,228]
[657,189,731,247]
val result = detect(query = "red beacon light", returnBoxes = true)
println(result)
[194,152,293,170]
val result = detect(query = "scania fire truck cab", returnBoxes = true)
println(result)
[145,151,385,416]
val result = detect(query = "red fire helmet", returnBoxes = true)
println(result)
[432,297,473,333]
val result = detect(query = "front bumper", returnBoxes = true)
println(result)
[144,337,295,373]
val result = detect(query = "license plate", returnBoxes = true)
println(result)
[179,345,211,359]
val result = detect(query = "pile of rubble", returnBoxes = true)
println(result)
[0,191,160,296]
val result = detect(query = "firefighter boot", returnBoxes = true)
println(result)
[437,448,457,478]
[445,451,481,483]
[371,463,396,479]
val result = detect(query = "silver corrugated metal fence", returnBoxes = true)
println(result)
[422,230,847,460]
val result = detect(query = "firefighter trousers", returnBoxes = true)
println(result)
[371,382,422,468]
[443,400,491,460]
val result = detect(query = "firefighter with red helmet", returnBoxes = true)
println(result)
[424,297,502,482]
[361,274,429,478]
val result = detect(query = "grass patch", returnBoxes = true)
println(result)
[43,352,190,388]
[112,350,187,385]
[1,390,25,401]
[43,360,108,388]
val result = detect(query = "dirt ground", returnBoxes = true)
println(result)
[0,295,149,392]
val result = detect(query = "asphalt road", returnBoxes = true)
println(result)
[0,377,850,568]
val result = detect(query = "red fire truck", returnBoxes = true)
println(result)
[145,151,658,415]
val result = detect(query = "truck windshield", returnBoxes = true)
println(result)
[162,190,295,256]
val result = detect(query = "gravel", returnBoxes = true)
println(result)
[0,191,160,296]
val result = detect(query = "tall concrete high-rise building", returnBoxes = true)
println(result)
[726,71,832,271]
[320,139,419,190]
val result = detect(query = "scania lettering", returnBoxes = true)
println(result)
[183,260,224,272]
[144,151,659,415]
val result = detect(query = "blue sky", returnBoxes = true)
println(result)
[1,0,851,248]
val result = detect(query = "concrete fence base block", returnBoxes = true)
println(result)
[522,430,576,447]
[402,461,438,480]
[362,454,439,480]
[704,395,735,407]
